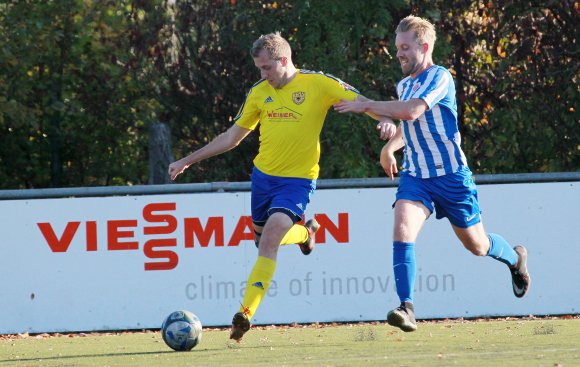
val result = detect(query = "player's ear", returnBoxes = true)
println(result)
[422,42,429,54]
[280,56,288,66]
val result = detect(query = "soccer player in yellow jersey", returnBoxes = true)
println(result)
[168,32,396,341]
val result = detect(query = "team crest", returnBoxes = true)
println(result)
[292,91,306,105]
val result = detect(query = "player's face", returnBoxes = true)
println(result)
[253,49,287,89]
[395,31,427,77]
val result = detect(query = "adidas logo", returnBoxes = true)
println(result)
[252,281,265,289]
[264,96,273,103]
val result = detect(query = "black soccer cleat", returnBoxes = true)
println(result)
[229,312,251,342]
[510,245,530,298]
[298,218,320,255]
[387,301,417,332]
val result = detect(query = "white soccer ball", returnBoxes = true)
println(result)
[161,310,203,351]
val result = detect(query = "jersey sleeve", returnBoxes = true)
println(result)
[319,73,361,105]
[233,87,261,130]
[417,68,452,109]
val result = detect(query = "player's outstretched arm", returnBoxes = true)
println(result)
[353,96,397,140]
[334,98,428,121]
[168,124,252,181]
[354,95,383,121]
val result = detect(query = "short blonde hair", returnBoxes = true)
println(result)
[396,15,436,47]
[251,32,292,60]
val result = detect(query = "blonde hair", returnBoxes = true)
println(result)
[251,32,291,60]
[396,15,437,47]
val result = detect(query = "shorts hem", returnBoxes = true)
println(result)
[268,207,302,223]
[447,216,481,228]
[393,196,434,214]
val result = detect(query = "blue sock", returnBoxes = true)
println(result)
[393,241,416,304]
[487,233,517,267]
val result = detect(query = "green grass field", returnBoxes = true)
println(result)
[1,317,579,367]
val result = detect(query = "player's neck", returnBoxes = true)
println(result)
[278,66,298,89]
[410,61,434,79]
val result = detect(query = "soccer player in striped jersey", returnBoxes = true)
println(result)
[334,15,530,332]
[168,32,395,341]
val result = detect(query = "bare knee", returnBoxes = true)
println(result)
[453,223,490,257]
[463,239,489,257]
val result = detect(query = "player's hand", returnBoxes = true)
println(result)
[168,160,189,181]
[376,118,396,140]
[333,99,367,113]
[380,144,398,180]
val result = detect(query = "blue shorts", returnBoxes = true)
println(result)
[395,168,481,228]
[251,167,316,226]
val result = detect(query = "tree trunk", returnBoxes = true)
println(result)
[148,122,174,185]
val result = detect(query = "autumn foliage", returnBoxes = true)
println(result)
[0,0,577,189]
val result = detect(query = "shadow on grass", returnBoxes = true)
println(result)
[0,350,176,364]
[0,341,349,365]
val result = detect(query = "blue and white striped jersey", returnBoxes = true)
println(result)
[397,65,468,178]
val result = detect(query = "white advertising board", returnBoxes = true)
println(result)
[0,182,578,334]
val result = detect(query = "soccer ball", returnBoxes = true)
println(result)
[161,310,203,351]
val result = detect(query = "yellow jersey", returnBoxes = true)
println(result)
[234,70,360,179]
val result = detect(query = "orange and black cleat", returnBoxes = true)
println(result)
[229,312,251,342]
[299,218,320,255]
